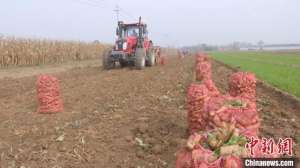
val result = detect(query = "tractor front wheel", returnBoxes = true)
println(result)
[102,51,114,70]
[135,48,146,70]
[146,49,155,66]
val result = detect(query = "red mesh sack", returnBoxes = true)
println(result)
[196,62,212,81]
[195,52,208,65]
[204,95,259,137]
[36,75,63,113]
[176,147,222,168]
[223,155,242,168]
[176,133,222,168]
[192,146,222,168]
[175,148,193,168]
[175,135,278,168]
[187,80,220,134]
[229,72,256,102]
[203,96,229,130]
[187,84,210,134]
[233,101,259,137]
[203,79,220,97]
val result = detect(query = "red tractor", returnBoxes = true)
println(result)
[103,17,156,69]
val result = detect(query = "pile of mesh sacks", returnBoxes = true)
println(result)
[177,53,275,168]
[36,74,64,114]
[176,123,247,168]
[188,52,258,136]
[187,53,220,134]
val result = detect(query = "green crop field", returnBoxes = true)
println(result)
[209,51,300,98]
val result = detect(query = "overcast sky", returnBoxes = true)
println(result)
[1,0,300,46]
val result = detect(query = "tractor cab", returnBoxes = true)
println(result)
[115,21,149,53]
[117,24,141,38]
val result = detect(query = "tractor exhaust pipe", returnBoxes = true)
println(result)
[137,16,143,48]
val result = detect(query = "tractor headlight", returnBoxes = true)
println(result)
[123,42,127,50]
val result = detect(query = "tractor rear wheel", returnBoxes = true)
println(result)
[102,51,114,70]
[146,49,155,66]
[135,48,146,70]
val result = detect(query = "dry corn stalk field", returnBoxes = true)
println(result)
[0,36,109,67]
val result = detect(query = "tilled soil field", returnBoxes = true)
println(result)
[0,56,299,168]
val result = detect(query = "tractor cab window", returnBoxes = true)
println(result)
[126,27,139,37]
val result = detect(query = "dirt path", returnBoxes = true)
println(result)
[0,56,299,168]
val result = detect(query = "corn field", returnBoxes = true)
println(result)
[0,36,110,67]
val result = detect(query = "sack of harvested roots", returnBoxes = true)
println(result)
[36,74,63,113]
[176,123,247,168]
[202,79,220,97]
[187,84,210,134]
[229,72,256,102]
[204,95,259,137]
[195,52,208,65]
[187,80,220,134]
[195,62,211,81]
